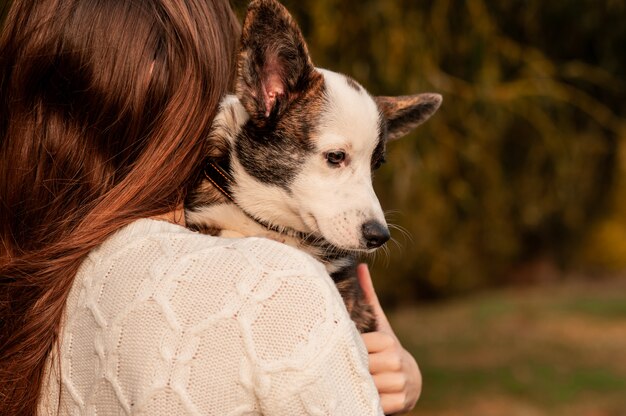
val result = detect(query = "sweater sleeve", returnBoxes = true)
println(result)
[242,255,384,415]
[165,236,384,415]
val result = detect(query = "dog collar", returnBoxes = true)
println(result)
[203,159,235,203]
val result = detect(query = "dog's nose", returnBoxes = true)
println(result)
[361,221,390,249]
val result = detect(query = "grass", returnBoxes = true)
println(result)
[388,278,626,416]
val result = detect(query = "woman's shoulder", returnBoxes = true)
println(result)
[94,218,325,276]
[67,217,353,377]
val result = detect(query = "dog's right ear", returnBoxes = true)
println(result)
[236,0,317,127]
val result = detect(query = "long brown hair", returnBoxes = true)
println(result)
[0,0,239,413]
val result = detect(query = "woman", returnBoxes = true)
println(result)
[0,0,420,414]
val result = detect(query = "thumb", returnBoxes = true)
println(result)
[357,263,394,335]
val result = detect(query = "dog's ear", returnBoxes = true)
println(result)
[375,93,442,141]
[236,0,317,126]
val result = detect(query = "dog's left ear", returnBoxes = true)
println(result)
[375,93,442,141]
[236,0,318,127]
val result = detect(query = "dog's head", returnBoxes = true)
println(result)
[226,0,441,252]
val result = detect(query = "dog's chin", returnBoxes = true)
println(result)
[302,213,384,254]
[342,245,379,254]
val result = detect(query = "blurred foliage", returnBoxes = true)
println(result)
[236,0,626,302]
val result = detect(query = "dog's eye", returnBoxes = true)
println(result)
[326,151,346,166]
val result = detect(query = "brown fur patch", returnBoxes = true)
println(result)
[336,277,377,332]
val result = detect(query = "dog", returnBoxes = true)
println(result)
[185,0,441,333]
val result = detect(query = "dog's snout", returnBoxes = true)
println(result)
[361,221,390,249]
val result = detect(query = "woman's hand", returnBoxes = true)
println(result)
[357,264,422,415]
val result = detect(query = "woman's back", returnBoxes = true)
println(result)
[39,219,382,415]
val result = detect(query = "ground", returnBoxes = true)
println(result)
[389,278,626,416]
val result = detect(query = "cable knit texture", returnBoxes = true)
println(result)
[38,219,383,415]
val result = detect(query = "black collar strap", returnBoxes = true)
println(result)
[203,160,235,203]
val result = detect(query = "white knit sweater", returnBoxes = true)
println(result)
[38,219,383,415]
